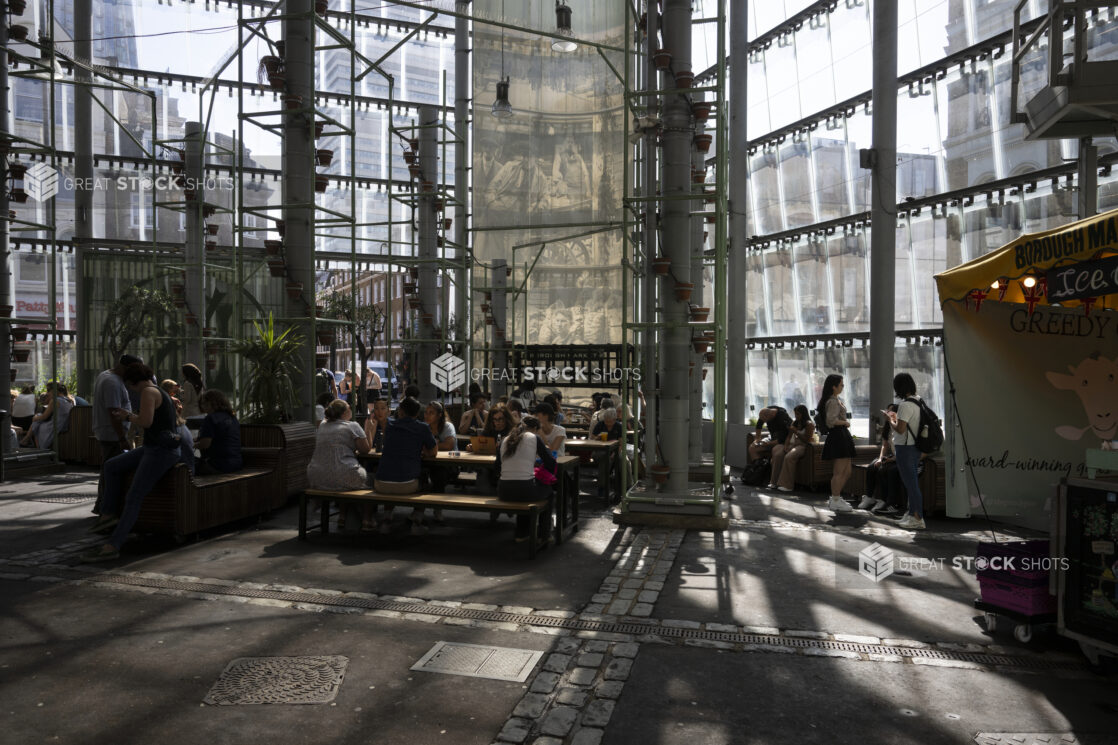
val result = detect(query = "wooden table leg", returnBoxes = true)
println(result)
[299,492,308,540]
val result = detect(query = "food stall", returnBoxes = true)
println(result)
[935,209,1118,659]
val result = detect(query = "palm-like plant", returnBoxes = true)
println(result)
[236,313,304,424]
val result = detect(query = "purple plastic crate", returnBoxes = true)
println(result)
[976,540,1051,582]
[978,576,1056,616]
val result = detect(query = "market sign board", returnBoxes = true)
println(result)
[942,300,1118,530]
[1047,255,1118,303]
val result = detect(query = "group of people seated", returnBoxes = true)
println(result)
[7,382,84,451]
[82,356,243,562]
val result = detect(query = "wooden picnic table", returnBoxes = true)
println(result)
[358,450,581,539]
[564,438,621,502]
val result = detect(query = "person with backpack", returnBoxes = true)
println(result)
[887,372,927,530]
[817,373,854,513]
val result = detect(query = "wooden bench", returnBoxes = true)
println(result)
[301,488,553,558]
[132,447,282,540]
[57,405,99,465]
[848,455,946,516]
[241,423,316,503]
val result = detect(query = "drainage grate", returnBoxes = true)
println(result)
[974,734,1110,745]
[26,494,96,504]
[203,656,348,705]
[34,567,1084,672]
[412,642,543,682]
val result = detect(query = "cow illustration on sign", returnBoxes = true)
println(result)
[1046,352,1118,442]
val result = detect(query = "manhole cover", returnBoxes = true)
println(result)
[411,642,543,682]
[203,656,348,705]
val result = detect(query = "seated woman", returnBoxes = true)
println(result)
[160,382,195,475]
[11,385,36,432]
[307,399,372,528]
[473,402,513,446]
[542,393,564,426]
[82,362,183,562]
[535,401,566,455]
[195,390,243,474]
[24,382,75,449]
[505,398,525,426]
[590,407,623,441]
[459,392,488,434]
[364,397,390,452]
[497,415,557,543]
[768,405,814,492]
[314,391,335,427]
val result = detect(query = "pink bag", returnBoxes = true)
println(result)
[534,465,557,485]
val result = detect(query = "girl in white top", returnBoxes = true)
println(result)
[535,401,566,455]
[497,416,558,542]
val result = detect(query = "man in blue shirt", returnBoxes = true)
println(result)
[91,354,138,516]
[374,397,437,535]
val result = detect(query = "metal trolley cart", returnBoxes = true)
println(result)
[973,539,1058,644]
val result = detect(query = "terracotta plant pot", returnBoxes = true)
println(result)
[494,327,505,339]
[267,259,286,277]
[202,203,217,218]
[705,351,715,364]
[652,256,672,275]
[265,239,283,255]
[653,49,672,70]
[205,239,217,250]
[314,121,325,139]
[436,236,445,248]
[284,94,303,110]
[485,317,495,326]
[480,303,490,313]
[316,149,334,167]
[403,151,417,164]
[172,297,186,308]
[420,180,435,193]
[275,219,285,236]
[206,223,219,236]
[409,138,419,152]
[267,72,286,90]
[185,313,197,326]
[9,188,28,204]
[7,162,26,180]
[690,306,710,323]
[403,281,417,293]
[695,133,712,153]
[286,281,303,299]
[9,327,28,342]
[675,68,694,88]
[674,282,693,302]
[315,0,328,15]
[12,348,29,363]
[705,213,716,224]
[408,163,422,179]
[10,369,17,380]
[202,327,215,338]
[691,169,706,184]
[409,267,419,280]
[315,353,329,368]
[10,0,27,16]
[316,330,335,346]
[693,340,709,354]
[9,25,29,41]
[443,217,452,230]
[0,304,13,317]
[433,198,444,212]
[420,312,434,325]
[407,295,422,309]
[650,464,670,484]
[314,174,329,193]
[692,103,711,122]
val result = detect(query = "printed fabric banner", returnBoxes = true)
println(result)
[943,300,1118,530]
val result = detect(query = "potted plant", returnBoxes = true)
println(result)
[314,174,329,193]
[403,280,416,294]
[652,256,672,275]
[420,312,434,326]
[693,102,711,122]
[316,149,334,167]
[206,223,219,236]
[695,133,712,153]
[651,463,670,484]
[314,121,325,139]
[236,313,304,424]
[443,217,452,230]
[675,67,694,88]
[315,0,328,15]
[403,150,417,164]
[693,338,709,354]
[12,348,29,363]
[690,306,710,323]
[10,0,27,16]
[0,304,13,318]
[185,312,197,326]
[202,326,215,338]
[674,282,693,302]
[265,239,283,255]
[653,48,672,70]
[267,258,286,277]
[285,281,303,299]
[7,162,26,180]
[9,24,29,41]
[9,188,28,204]
[705,351,715,364]
[284,94,303,110]
[102,287,175,361]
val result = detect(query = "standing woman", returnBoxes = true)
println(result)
[817,373,854,513]
[339,371,354,406]
[82,362,183,562]
[887,373,926,530]
[179,363,205,418]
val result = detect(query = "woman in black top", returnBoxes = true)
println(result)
[82,362,184,562]
[818,373,855,513]
[196,390,243,474]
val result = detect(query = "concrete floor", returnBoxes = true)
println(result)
[1,470,1115,745]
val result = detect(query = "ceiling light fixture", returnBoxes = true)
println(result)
[552,1,577,52]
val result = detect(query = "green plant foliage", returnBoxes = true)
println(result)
[102,287,176,364]
[235,313,304,424]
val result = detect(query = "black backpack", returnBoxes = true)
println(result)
[813,409,829,437]
[905,397,944,454]
[740,458,771,487]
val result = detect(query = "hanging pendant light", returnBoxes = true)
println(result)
[552,1,577,52]
[492,76,513,118]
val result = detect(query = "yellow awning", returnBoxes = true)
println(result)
[935,208,1118,308]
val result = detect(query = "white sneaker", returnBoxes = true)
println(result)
[828,496,853,513]
[897,514,926,530]
[777,486,792,493]
[871,499,887,513]
[765,483,777,489]
[857,495,876,510]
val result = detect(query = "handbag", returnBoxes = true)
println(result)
[534,465,557,485]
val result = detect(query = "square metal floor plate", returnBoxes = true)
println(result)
[411,642,543,682]
[203,656,348,705]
